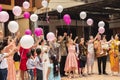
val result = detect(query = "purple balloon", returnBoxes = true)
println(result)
[25,29,32,35]
[0,5,2,12]
[34,28,43,36]
[24,12,30,19]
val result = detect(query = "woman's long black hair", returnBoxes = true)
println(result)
[50,55,59,77]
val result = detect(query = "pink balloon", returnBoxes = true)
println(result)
[63,14,72,25]
[47,32,55,41]
[98,27,105,34]
[63,14,70,21]
[0,5,2,12]
[23,1,30,9]
[12,6,22,16]
[0,11,9,23]
[34,28,43,36]
[65,18,71,25]
[87,18,93,26]
[25,29,32,35]
[23,12,30,19]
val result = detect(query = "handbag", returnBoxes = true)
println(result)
[80,54,87,61]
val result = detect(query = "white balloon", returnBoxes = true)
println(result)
[0,11,9,23]
[80,11,87,19]
[23,1,30,9]
[20,35,34,49]
[41,0,48,7]
[8,21,19,33]
[30,14,38,22]
[12,6,22,16]
[98,21,105,27]
[57,5,63,13]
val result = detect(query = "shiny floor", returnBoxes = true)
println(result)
[61,61,120,80]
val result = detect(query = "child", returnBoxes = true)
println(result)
[34,48,43,80]
[46,55,61,80]
[0,44,17,80]
[26,52,35,80]
[30,49,37,80]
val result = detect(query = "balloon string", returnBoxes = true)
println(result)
[1,23,4,37]
[60,13,63,31]
[82,20,84,38]
[67,25,70,35]
[89,26,91,36]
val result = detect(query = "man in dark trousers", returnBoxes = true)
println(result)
[94,35,108,75]
[58,33,68,77]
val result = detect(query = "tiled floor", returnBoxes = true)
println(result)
[61,61,120,80]
[16,61,120,80]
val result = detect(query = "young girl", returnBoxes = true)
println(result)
[47,55,61,80]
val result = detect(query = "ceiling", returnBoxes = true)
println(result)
[38,0,120,20]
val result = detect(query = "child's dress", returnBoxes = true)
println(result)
[48,63,61,80]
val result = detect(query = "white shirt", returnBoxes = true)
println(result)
[0,53,8,69]
[35,56,43,70]
[26,58,35,69]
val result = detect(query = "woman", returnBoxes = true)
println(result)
[78,38,87,77]
[87,36,95,75]
[3,36,18,80]
[19,46,30,80]
[64,38,78,78]
[109,34,120,75]
[37,39,50,80]
[0,42,17,80]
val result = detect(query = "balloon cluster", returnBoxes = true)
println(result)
[98,21,105,34]
[79,11,105,34]
[63,14,71,25]
[25,28,43,36]
[23,1,30,19]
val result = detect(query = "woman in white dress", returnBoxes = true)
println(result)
[87,35,97,75]
[37,39,50,80]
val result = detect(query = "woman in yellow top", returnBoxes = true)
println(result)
[109,34,120,75]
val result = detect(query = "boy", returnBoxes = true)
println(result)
[35,48,43,80]
[26,52,35,80]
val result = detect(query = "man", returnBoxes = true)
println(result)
[94,34,108,75]
[58,33,68,77]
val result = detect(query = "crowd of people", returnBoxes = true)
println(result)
[0,31,120,80]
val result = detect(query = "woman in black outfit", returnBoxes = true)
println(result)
[78,38,87,77]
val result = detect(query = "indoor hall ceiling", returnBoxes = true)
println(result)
[38,0,120,20]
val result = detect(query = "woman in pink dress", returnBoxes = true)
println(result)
[64,38,78,78]
[3,36,17,80]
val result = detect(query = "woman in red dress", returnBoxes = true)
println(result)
[19,47,30,80]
